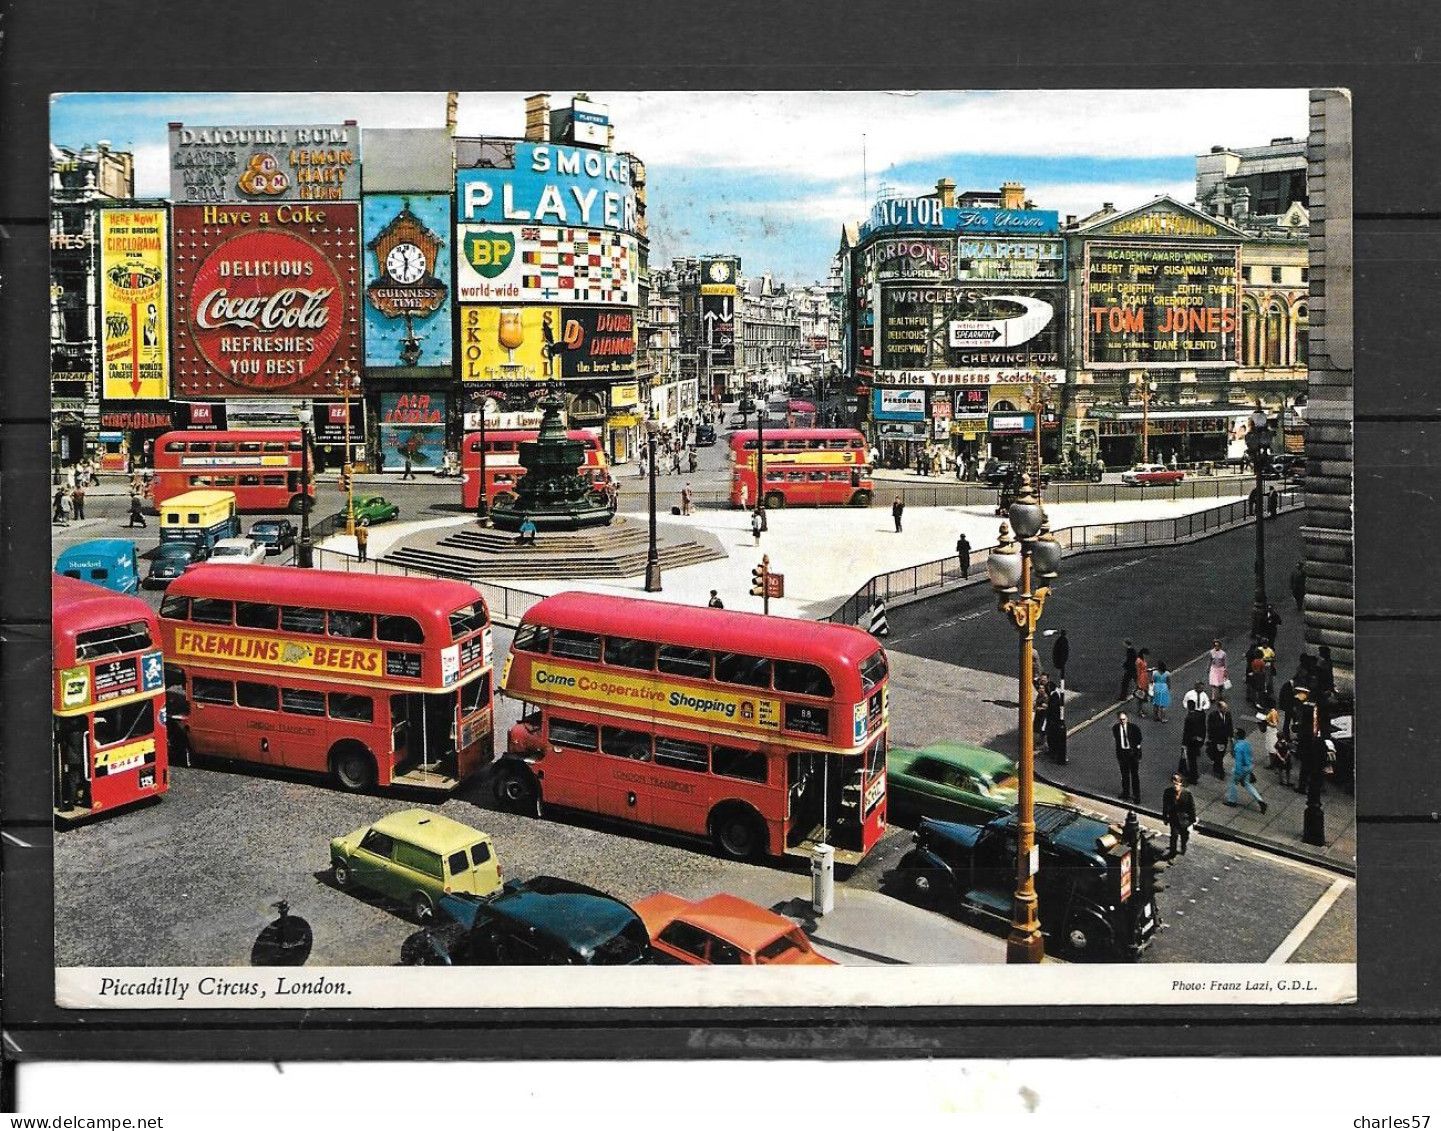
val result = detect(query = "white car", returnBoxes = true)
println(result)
[209,537,267,565]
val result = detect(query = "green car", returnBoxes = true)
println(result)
[343,495,399,525]
[887,742,1070,827]
[330,809,503,923]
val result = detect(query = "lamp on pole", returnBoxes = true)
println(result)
[473,391,490,524]
[1245,404,1272,640]
[296,401,315,569]
[754,382,768,531]
[644,417,662,592]
[1139,378,1157,465]
[988,474,1063,964]
[335,362,360,537]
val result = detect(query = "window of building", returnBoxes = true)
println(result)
[1265,303,1286,366]
[1271,266,1284,284]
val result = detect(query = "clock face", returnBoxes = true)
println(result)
[385,242,427,285]
[707,261,731,283]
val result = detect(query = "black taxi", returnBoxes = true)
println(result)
[892,804,1162,960]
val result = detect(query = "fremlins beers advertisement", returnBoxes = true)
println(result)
[170,203,361,397]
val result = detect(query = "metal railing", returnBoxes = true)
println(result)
[824,490,1303,626]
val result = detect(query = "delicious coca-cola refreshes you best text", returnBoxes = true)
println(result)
[171,204,361,397]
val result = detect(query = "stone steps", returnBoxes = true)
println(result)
[439,525,653,557]
[382,540,723,581]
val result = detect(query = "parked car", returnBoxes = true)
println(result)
[1271,453,1306,482]
[209,537,267,565]
[695,423,717,446]
[248,518,296,555]
[981,459,1016,486]
[399,876,651,966]
[1121,463,1185,486]
[888,742,1071,827]
[633,892,837,966]
[330,809,502,924]
[143,540,207,589]
[343,495,400,525]
[891,807,1161,960]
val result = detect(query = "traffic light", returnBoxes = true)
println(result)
[1138,833,1171,896]
[338,466,352,492]
[750,557,768,597]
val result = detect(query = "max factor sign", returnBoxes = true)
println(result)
[868,199,1059,234]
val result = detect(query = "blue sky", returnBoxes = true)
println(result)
[52,89,1310,285]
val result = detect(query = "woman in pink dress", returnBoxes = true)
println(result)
[1207,640,1228,701]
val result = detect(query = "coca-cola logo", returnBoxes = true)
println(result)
[187,228,344,391]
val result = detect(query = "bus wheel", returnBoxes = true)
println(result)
[408,892,435,924]
[711,805,766,861]
[493,763,538,812]
[850,490,872,507]
[288,494,312,515]
[764,492,785,510]
[331,745,376,792]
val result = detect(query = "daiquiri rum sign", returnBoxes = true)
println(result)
[171,204,361,397]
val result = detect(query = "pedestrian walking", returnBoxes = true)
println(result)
[751,510,762,546]
[1315,645,1336,700]
[1207,639,1229,701]
[1112,711,1143,801]
[1206,699,1234,779]
[1224,727,1267,812]
[707,590,724,609]
[671,449,682,475]
[1181,701,1207,784]
[1134,648,1151,718]
[1290,561,1305,611]
[688,447,698,473]
[1247,484,1260,516]
[1161,774,1197,856]
[637,454,648,479]
[356,520,370,562]
[956,532,971,578]
[402,453,416,480]
[1267,487,1280,518]
[1182,681,1211,714]
[1045,678,1067,764]
[1119,639,1138,701]
[681,483,694,515]
[1050,629,1070,684]
[70,483,86,520]
[53,487,70,525]
[1150,661,1171,723]
[891,494,904,533]
[125,493,147,528]
[1263,604,1282,649]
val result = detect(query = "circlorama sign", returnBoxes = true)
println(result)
[188,228,344,391]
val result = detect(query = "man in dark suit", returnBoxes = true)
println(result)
[1161,773,1197,856]
[1112,711,1143,801]
[1119,639,1137,700]
[1206,699,1234,780]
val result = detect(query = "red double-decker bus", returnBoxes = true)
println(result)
[150,430,314,513]
[461,429,612,509]
[728,428,873,509]
[158,565,494,792]
[52,575,169,821]
[496,593,890,865]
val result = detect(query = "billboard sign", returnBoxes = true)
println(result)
[701,292,736,367]
[1084,243,1240,368]
[363,193,451,370]
[169,123,358,204]
[557,308,637,378]
[457,143,638,235]
[378,391,447,473]
[459,305,561,383]
[866,237,955,281]
[456,224,637,306]
[952,387,990,421]
[99,208,169,401]
[873,387,926,420]
[955,237,1065,282]
[867,198,1059,236]
[171,204,361,398]
[880,285,1064,371]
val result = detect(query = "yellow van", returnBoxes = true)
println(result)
[158,490,241,554]
[330,809,503,923]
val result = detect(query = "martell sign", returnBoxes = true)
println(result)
[172,204,360,397]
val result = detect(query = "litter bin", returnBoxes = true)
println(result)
[810,841,834,915]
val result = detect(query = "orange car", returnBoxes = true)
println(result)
[633,892,837,966]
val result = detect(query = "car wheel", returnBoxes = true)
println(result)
[492,763,538,812]
[906,869,940,907]
[331,746,376,793]
[712,807,766,861]
[409,892,434,925]
[332,861,353,890]
[1064,914,1105,959]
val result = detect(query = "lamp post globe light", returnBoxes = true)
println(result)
[645,417,662,592]
[1246,404,1272,640]
[987,473,1062,964]
[296,400,315,569]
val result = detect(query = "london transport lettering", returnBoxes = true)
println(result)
[527,660,782,733]
[172,627,390,678]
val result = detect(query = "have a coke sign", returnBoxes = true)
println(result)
[172,204,359,397]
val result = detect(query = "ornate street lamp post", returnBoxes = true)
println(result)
[335,362,360,537]
[754,383,768,531]
[988,474,1063,964]
[645,418,662,592]
[296,401,314,569]
[1246,404,1272,640]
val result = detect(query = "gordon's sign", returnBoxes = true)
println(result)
[171,204,360,397]
[172,628,382,677]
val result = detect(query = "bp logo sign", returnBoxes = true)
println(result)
[463,230,515,278]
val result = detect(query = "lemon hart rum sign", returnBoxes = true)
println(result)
[170,203,360,397]
[363,194,452,370]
